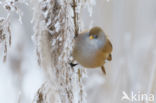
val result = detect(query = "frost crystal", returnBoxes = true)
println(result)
[1,0,25,24]
[54,22,60,33]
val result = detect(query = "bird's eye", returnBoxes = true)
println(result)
[93,35,98,39]
[89,34,98,39]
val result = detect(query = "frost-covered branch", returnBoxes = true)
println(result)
[32,0,86,103]
[0,17,11,62]
[0,0,27,61]
[72,0,80,37]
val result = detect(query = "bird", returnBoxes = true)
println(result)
[72,26,113,75]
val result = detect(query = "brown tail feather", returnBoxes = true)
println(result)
[101,66,106,75]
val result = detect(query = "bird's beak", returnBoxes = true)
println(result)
[89,35,93,40]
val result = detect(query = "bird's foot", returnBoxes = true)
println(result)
[69,62,78,68]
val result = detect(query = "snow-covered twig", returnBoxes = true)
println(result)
[0,17,11,62]
[32,0,86,103]
[0,0,28,61]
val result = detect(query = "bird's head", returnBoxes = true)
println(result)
[88,26,103,40]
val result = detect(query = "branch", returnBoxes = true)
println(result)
[32,0,86,103]
[72,0,79,37]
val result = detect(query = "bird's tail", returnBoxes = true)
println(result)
[101,66,106,75]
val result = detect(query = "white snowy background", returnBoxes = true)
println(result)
[0,0,156,103]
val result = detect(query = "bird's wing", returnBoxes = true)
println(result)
[102,38,112,61]
[107,54,112,61]
[102,39,113,54]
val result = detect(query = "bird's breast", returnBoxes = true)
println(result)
[73,39,107,68]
